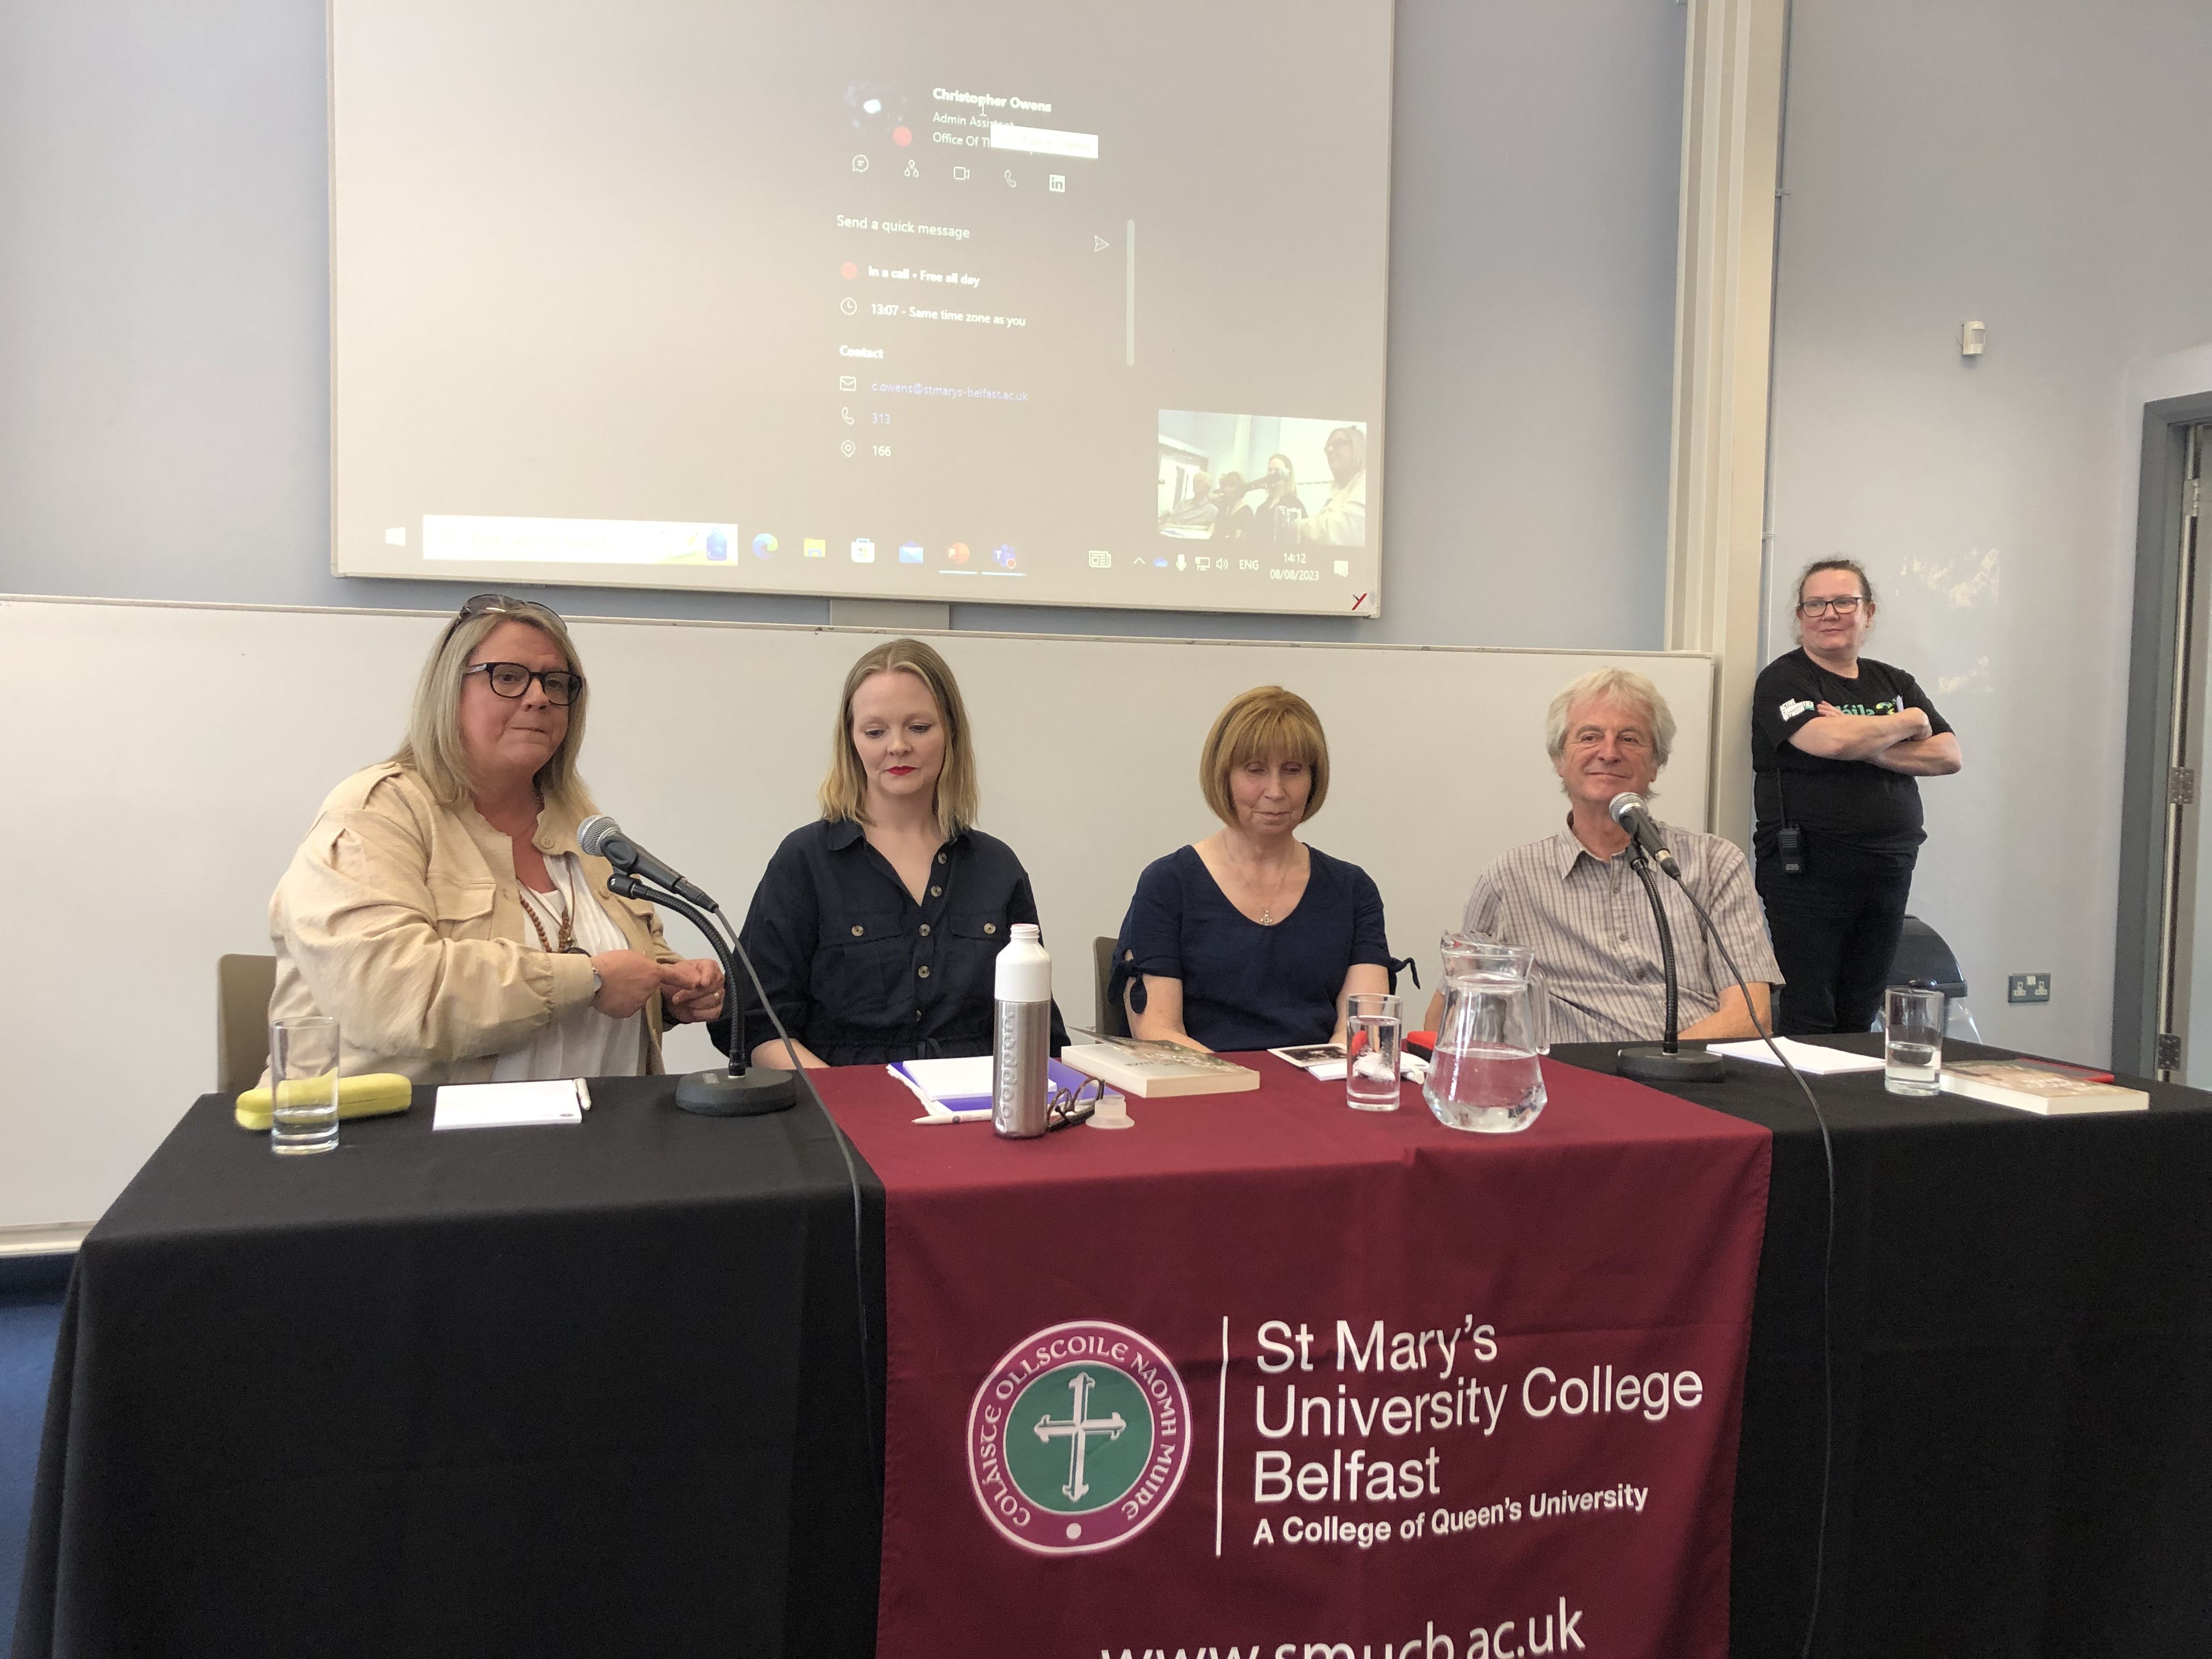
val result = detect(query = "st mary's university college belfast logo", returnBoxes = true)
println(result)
[967,1320,1193,1554]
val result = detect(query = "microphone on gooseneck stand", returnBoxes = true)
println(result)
[1607,793,1724,1084]
[577,814,718,908]
[1609,792,1681,878]
[578,814,796,1116]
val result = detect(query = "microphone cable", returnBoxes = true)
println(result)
[718,907,886,1510]
[1656,863,1837,1659]
[619,871,884,1509]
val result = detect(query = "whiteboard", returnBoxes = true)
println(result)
[0,596,1711,1229]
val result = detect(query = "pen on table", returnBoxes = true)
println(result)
[574,1077,592,1113]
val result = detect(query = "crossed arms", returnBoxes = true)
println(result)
[1788,702,1961,776]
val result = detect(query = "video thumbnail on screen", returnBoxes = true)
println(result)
[1156,411,1368,549]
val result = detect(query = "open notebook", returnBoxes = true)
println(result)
[890,1055,1093,1118]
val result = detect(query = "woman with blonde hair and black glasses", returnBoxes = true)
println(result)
[1109,685,1396,1052]
[720,636,1067,1069]
[266,594,724,1082]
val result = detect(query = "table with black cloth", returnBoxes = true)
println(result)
[10,1075,887,1659]
[1615,1033,2212,1657]
[17,1042,2212,1658]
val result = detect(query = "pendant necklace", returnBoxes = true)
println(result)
[1241,847,1296,926]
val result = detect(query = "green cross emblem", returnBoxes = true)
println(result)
[1031,1369,1127,1503]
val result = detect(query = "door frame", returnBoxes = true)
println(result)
[2114,392,2212,1076]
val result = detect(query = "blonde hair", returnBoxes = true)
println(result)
[819,638,979,838]
[390,604,594,820]
[1544,668,1675,770]
[1328,425,1367,477]
[1199,686,1330,826]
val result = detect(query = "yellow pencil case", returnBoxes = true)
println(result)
[234,1073,414,1132]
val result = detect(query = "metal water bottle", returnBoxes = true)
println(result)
[991,923,1052,1138]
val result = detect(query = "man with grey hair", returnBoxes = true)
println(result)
[1163,471,1218,529]
[1430,668,1782,1045]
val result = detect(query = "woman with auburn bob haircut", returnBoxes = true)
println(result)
[1108,686,1397,1052]
[265,594,724,1084]
[719,637,1067,1068]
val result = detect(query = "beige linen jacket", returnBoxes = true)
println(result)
[266,763,679,1084]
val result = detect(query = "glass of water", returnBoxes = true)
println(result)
[1883,986,1945,1097]
[1345,993,1403,1111]
[269,1015,341,1155]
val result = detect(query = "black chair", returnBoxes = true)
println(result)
[1884,915,1979,1039]
[1888,915,1967,1000]
[1091,935,1131,1039]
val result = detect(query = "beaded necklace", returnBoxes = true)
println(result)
[519,862,586,955]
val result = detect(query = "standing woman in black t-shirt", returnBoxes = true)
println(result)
[1752,558,1962,1034]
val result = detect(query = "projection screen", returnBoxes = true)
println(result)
[329,0,1395,616]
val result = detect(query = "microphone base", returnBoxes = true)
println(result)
[1616,1044,1726,1084]
[675,1066,799,1116]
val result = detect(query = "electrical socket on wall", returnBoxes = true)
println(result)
[2007,973,2052,1004]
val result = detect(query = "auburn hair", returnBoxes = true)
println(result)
[1198,686,1330,826]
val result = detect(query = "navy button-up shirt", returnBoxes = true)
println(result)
[714,817,1069,1066]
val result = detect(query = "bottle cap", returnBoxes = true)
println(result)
[1087,1091,1133,1130]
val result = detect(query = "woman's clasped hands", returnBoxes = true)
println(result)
[588,951,724,1023]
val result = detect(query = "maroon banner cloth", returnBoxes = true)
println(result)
[815,1056,1772,1659]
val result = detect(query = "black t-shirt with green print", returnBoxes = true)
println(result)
[1751,648,1953,867]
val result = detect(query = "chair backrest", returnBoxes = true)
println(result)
[1091,935,1130,1040]
[217,953,279,1093]
[1887,916,1968,1002]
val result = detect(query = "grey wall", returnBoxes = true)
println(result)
[22,0,2212,1069]
[0,0,1686,649]
[1765,0,2212,1062]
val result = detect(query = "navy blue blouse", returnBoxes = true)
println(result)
[713,818,1069,1067]
[1108,844,1395,1053]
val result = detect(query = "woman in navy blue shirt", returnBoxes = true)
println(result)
[716,637,1067,1068]
[1109,686,1395,1053]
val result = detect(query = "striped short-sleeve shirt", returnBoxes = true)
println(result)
[1459,819,1784,1045]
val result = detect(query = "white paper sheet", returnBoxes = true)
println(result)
[1705,1037,1887,1075]
[896,1056,997,1101]
[1286,1053,1429,1082]
[432,1079,585,1129]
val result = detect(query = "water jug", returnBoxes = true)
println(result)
[1424,935,1547,1133]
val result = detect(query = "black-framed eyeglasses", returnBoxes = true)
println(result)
[464,662,586,706]
[1797,595,1866,618]
[442,591,563,641]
